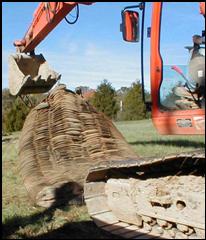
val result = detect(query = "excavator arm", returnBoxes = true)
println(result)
[14,2,94,53]
[9,2,94,96]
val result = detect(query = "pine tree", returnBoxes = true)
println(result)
[3,97,30,133]
[91,79,119,119]
[123,81,146,120]
[2,88,45,134]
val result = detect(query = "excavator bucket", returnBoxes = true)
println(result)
[8,53,61,96]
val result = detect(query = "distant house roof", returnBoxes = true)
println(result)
[82,90,95,100]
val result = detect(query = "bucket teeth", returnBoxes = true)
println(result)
[8,53,61,96]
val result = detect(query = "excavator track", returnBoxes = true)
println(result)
[84,150,205,239]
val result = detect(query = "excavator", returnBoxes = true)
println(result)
[8,2,205,239]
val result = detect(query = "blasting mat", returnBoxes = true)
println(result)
[18,85,139,207]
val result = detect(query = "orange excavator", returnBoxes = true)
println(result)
[8,2,205,239]
[9,2,205,135]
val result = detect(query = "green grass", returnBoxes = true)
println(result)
[115,119,204,157]
[2,119,205,239]
[2,133,116,239]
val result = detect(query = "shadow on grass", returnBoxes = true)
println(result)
[129,139,205,148]
[2,206,119,239]
[19,220,119,239]
[2,179,118,239]
[3,211,166,239]
[2,206,56,239]
[2,181,79,238]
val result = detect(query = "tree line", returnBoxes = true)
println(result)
[89,79,151,121]
[2,80,151,134]
[2,89,45,134]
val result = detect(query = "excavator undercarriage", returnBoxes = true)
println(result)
[85,151,205,239]
[18,86,205,239]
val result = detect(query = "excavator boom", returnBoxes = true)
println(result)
[13,2,93,53]
[9,2,93,96]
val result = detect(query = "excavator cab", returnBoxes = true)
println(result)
[121,2,205,135]
[8,53,61,96]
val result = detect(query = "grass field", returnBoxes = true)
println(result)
[2,119,205,239]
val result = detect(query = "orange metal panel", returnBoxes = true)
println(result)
[200,2,205,16]
[150,3,205,135]
[152,110,205,135]
[14,2,94,53]
[150,2,162,117]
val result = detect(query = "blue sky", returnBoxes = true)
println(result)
[2,2,204,92]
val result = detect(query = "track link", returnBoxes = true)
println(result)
[84,150,205,239]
